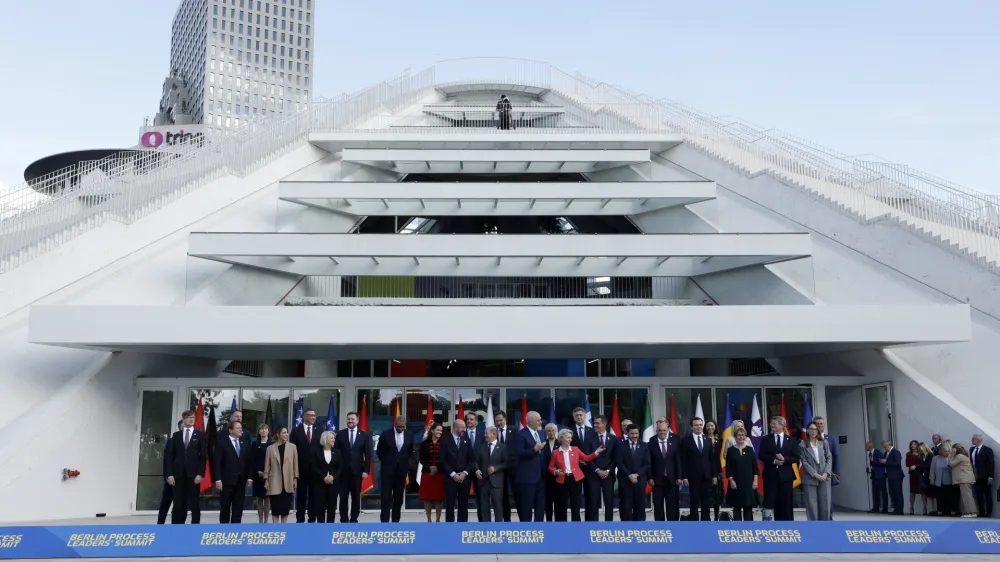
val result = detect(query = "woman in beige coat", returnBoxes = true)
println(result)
[948,444,977,518]
[263,425,299,523]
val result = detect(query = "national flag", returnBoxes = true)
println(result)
[584,395,594,428]
[643,395,655,495]
[548,395,556,429]
[720,394,734,495]
[519,396,527,430]
[485,396,495,429]
[457,396,465,423]
[391,398,409,488]
[264,399,273,428]
[610,394,622,438]
[695,394,705,423]
[416,395,434,485]
[193,397,211,493]
[801,395,813,440]
[230,397,237,419]
[668,396,679,435]
[359,396,375,494]
[325,396,338,432]
[780,394,802,488]
[202,404,217,494]
[294,397,304,428]
[750,394,765,497]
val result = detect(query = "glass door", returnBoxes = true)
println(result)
[862,383,895,449]
[135,389,175,512]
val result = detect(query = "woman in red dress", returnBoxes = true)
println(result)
[905,440,926,515]
[418,423,446,522]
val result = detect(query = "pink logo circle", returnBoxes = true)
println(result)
[141,131,164,148]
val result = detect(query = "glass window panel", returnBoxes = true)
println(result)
[764,387,812,437]
[373,360,389,378]
[553,388,600,429]
[351,360,372,377]
[241,389,291,438]
[664,387,714,435]
[585,359,599,377]
[714,388,760,432]
[292,388,342,431]
[188,388,239,510]
[630,359,656,377]
[600,388,648,435]
[505,388,552,429]
[336,360,352,378]
[136,390,174,511]
[454,388,501,432]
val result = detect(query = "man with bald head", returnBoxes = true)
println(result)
[442,419,474,522]
[376,415,413,522]
[514,411,547,521]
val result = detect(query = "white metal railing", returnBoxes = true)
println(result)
[2,57,997,274]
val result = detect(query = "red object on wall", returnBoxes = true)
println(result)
[391,360,428,377]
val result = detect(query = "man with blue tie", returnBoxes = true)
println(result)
[214,421,254,524]
[514,411,546,522]
[442,419,475,522]
[464,412,484,521]
[814,417,840,519]
[867,441,888,513]
[882,441,904,515]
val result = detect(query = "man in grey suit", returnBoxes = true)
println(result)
[475,426,508,522]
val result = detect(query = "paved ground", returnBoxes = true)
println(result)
[27,555,1000,561]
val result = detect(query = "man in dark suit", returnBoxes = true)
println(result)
[930,434,943,456]
[335,411,374,523]
[289,408,322,523]
[475,426,508,522]
[758,416,799,521]
[680,417,718,521]
[866,441,888,513]
[648,420,682,521]
[814,416,840,519]
[494,411,517,522]
[584,415,618,522]
[213,420,254,524]
[882,441,904,515]
[441,418,475,522]
[165,410,207,524]
[514,411,546,522]
[376,415,413,523]
[971,434,995,517]
[616,424,651,521]
[463,412,483,521]
[157,420,183,525]
[218,410,250,447]
[570,407,595,515]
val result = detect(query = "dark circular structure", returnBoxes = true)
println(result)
[23,149,136,194]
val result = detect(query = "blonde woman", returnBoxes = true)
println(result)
[798,421,833,520]
[263,425,298,523]
[542,423,559,522]
[949,444,977,518]
[917,443,934,515]
[929,440,955,516]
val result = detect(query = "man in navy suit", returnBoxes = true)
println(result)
[463,412,484,521]
[648,420,682,521]
[289,408,322,522]
[442,418,475,522]
[335,412,374,523]
[514,411,546,522]
[882,441,905,515]
[680,417,718,521]
[814,417,840,519]
[616,424,651,521]
[971,434,995,517]
[867,441,888,513]
[494,411,517,522]
[165,410,207,524]
[376,415,413,522]
[157,420,183,525]
[584,415,618,522]
[759,416,799,521]
[213,421,254,524]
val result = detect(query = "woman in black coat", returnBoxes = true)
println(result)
[310,430,344,523]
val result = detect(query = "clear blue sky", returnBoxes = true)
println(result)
[0,0,997,192]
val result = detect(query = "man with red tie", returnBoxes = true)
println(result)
[290,408,322,523]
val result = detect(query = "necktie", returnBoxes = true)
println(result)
[350,429,355,447]
[533,430,540,444]
[469,430,474,445]
[697,435,702,452]
[661,440,667,457]
[776,434,781,448]
[579,427,584,442]
[307,426,311,444]
[184,428,191,447]
[455,436,460,447]
[500,430,505,444]
[600,434,605,447]
[397,432,403,452]
[489,443,493,456]
[234,438,240,456]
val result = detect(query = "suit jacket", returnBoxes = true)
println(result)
[263,442,299,495]
[475,441,508,488]
[548,446,598,484]
[972,445,995,480]
[310,447,344,486]
[949,454,976,485]
[514,427,545,484]
[289,424,323,469]
[885,448,905,480]
[797,439,833,486]
[377,428,414,478]
[823,434,841,475]
[868,449,886,479]
[465,426,482,451]
[759,433,799,483]
[217,424,250,447]
[496,426,517,467]
[648,434,682,483]
[214,434,254,486]
[540,440,558,480]
[680,433,718,483]
[442,433,475,477]
[165,428,207,480]
[335,428,374,476]
[616,440,651,484]
[570,425,595,450]
[161,437,173,482]
[584,432,618,480]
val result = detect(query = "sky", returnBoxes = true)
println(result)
[0,0,998,193]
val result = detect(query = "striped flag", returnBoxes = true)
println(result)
[780,394,802,488]
[359,396,374,494]
[416,395,434,485]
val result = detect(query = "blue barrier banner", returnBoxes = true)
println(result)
[0,521,999,558]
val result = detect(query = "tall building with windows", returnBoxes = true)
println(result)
[154,0,315,128]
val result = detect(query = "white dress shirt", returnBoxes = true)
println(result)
[809,443,820,464]
[324,450,332,463]
[395,430,404,451]
[560,446,572,474]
